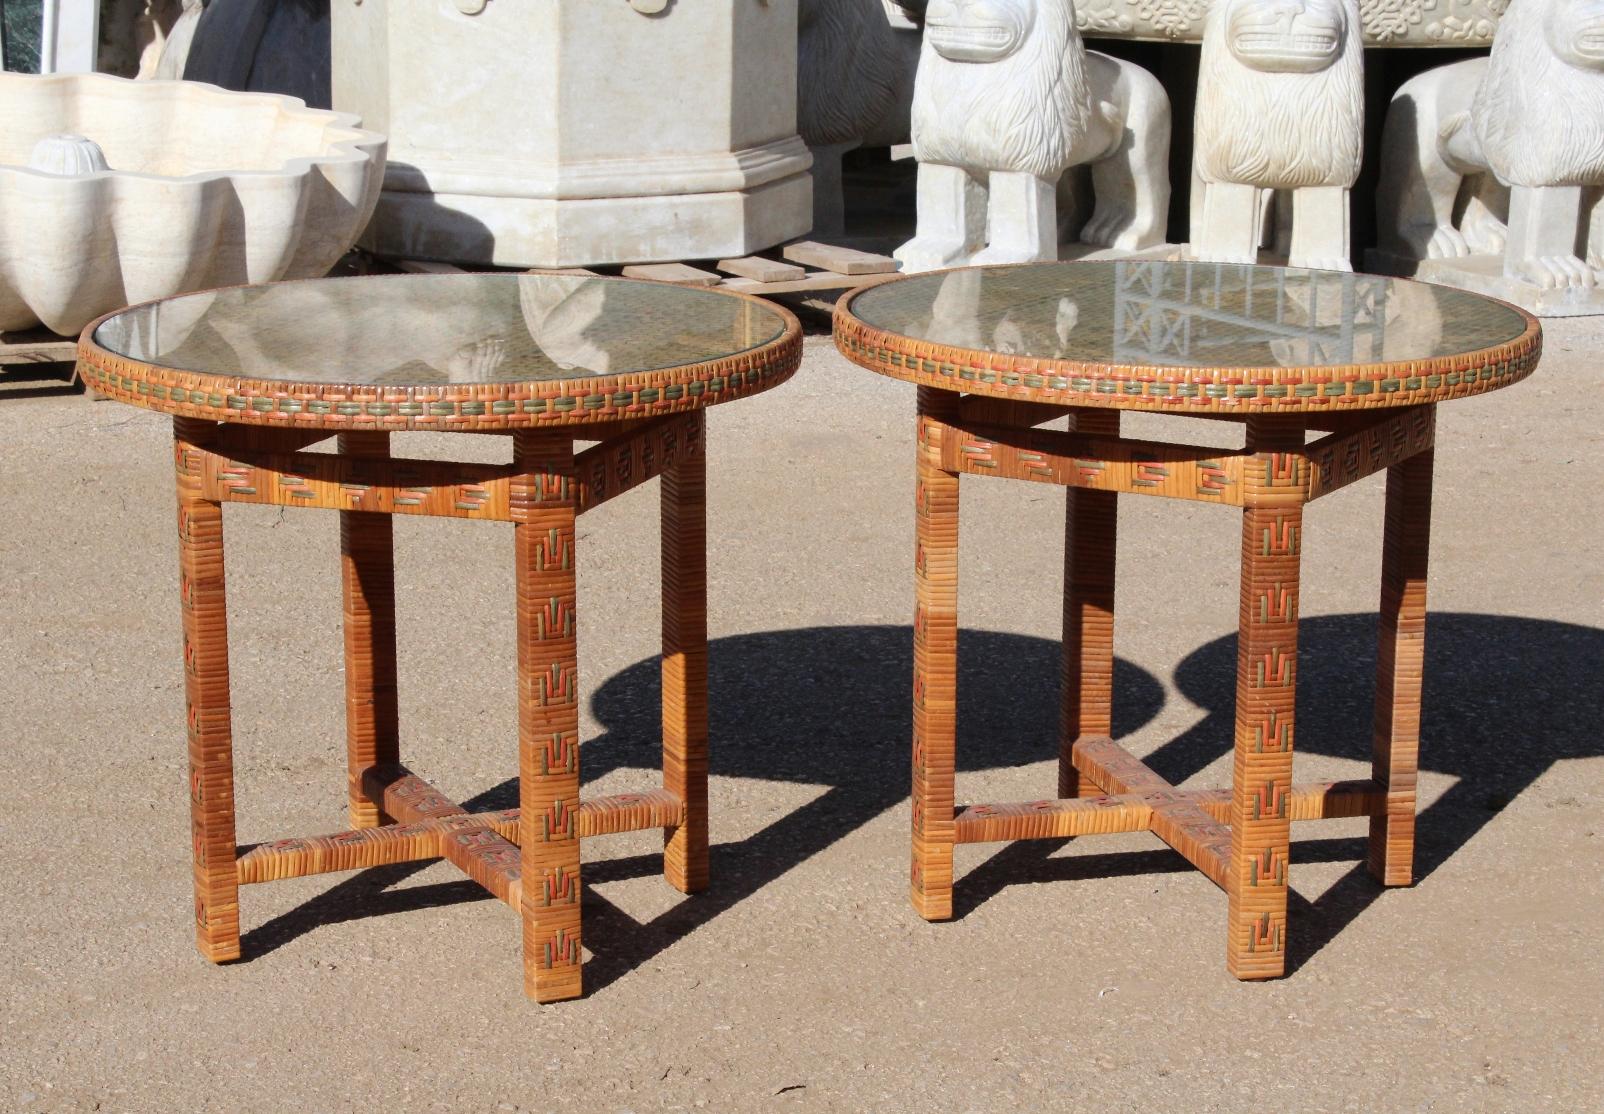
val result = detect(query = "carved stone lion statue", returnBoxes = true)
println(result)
[798,0,910,235]
[1189,0,1363,271]
[894,0,1171,272]
[1375,0,1604,291]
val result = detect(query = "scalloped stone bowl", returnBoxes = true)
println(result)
[0,72,387,336]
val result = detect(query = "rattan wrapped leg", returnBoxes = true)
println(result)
[513,433,583,1003]
[1369,439,1434,885]
[1059,409,1120,799]
[339,433,400,829]
[1227,421,1304,980]
[662,413,709,894]
[174,418,241,963]
[911,388,959,921]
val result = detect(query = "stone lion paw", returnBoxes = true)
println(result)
[1190,245,1258,266]
[1514,254,1597,290]
[970,243,1052,266]
[1288,255,1354,273]
[1464,216,1507,257]
[893,237,974,273]
[1425,226,1471,260]
[1080,206,1132,248]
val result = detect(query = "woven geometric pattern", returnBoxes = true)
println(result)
[836,262,1539,416]
[106,274,795,1004]
[836,263,1540,982]
[77,275,800,431]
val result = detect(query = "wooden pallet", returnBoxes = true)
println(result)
[384,240,903,297]
[0,327,89,396]
[0,328,78,366]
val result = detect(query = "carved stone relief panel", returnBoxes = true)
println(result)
[1072,0,1507,46]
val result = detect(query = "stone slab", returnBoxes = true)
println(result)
[1366,250,1604,318]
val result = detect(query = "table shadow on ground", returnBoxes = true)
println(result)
[241,615,1603,989]
[952,612,1604,974]
[241,627,1162,974]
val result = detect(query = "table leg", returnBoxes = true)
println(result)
[1369,442,1434,886]
[662,413,709,894]
[513,432,583,1003]
[174,418,240,963]
[339,433,400,829]
[1059,409,1119,798]
[1228,421,1304,980]
[912,388,960,921]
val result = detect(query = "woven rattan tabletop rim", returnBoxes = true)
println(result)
[832,263,1542,415]
[75,272,804,431]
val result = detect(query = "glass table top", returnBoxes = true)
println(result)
[845,261,1530,371]
[91,273,790,386]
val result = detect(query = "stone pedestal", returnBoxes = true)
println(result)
[1365,251,1604,318]
[332,0,812,269]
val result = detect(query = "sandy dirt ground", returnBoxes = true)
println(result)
[1,312,1600,1113]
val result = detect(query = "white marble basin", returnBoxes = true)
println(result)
[0,72,386,336]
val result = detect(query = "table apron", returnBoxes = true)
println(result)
[931,401,1436,507]
[190,412,704,521]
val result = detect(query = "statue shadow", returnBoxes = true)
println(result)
[954,612,1604,974]
[241,614,1601,987]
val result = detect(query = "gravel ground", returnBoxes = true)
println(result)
[1,314,1599,1113]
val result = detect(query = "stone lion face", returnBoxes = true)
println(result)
[926,0,1035,64]
[1225,0,1348,74]
[1546,0,1604,69]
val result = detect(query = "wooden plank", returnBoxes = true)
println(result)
[781,240,899,275]
[392,259,469,275]
[0,329,78,365]
[527,267,601,277]
[719,269,903,296]
[715,256,806,283]
[622,263,722,286]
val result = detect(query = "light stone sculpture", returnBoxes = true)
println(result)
[0,72,384,336]
[148,0,206,80]
[895,0,1171,272]
[797,0,903,236]
[1370,0,1604,313]
[331,1,811,269]
[1188,0,1363,271]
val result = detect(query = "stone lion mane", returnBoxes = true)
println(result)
[797,0,899,147]
[1472,0,1604,187]
[909,0,1089,178]
[1193,0,1363,188]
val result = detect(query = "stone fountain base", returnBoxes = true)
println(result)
[334,0,813,270]
[363,149,812,270]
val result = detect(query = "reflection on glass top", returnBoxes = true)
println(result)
[92,274,788,385]
[849,261,1529,370]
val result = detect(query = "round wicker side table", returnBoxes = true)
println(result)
[78,272,802,1002]
[834,260,1540,980]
